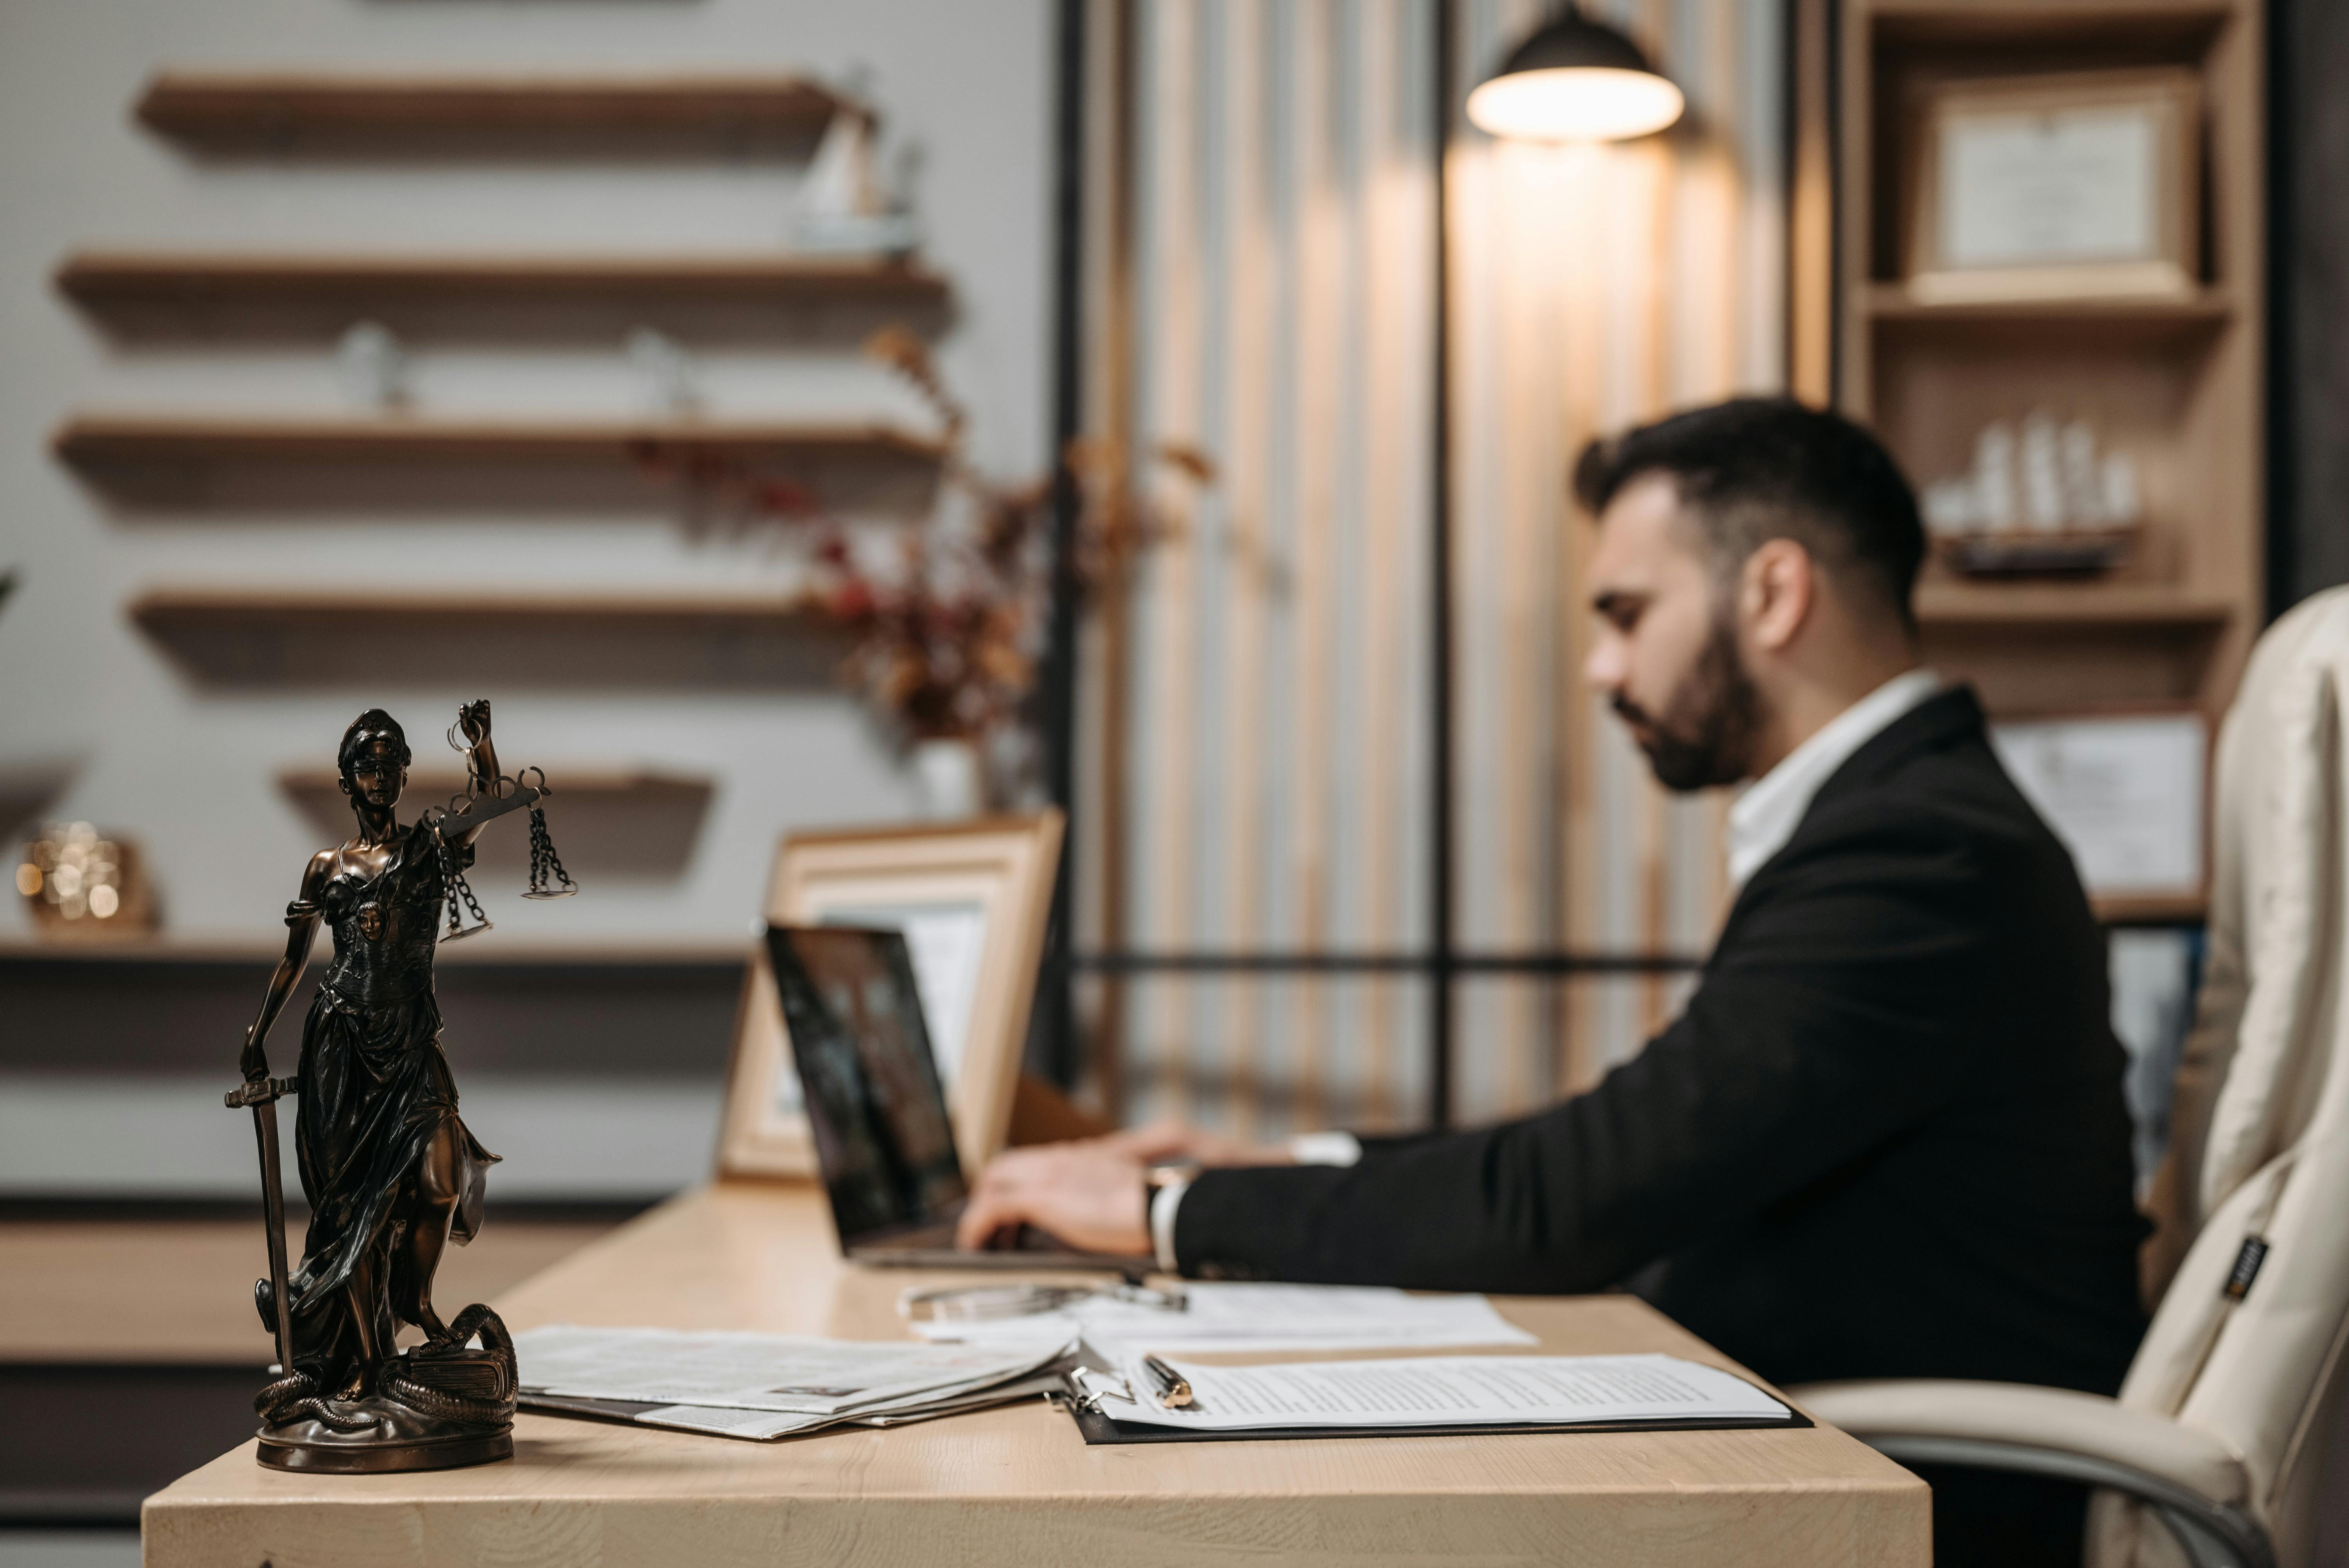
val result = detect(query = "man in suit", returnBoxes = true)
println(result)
[960,399,2147,1561]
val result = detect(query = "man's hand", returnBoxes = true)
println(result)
[955,1143,1152,1256]
[1095,1117,1296,1169]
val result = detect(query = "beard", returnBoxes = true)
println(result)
[1610,612,1762,793]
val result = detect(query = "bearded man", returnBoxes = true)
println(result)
[960,399,2148,1561]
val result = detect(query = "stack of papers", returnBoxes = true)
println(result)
[910,1282,1537,1356]
[512,1324,1073,1441]
[1080,1352,1793,1433]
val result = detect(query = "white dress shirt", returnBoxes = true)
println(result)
[1149,669,1944,1275]
[1725,667,1943,889]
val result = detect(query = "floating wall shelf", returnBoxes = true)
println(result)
[135,71,858,147]
[278,766,716,879]
[56,252,951,311]
[56,415,943,469]
[130,588,851,689]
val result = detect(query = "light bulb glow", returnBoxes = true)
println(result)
[1466,66,1684,142]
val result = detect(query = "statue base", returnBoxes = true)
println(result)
[253,1302,519,1474]
[257,1404,513,1474]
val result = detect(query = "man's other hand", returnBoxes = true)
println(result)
[955,1142,1153,1256]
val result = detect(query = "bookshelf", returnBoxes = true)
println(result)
[1834,0,2264,720]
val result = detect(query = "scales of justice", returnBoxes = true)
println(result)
[225,699,576,1473]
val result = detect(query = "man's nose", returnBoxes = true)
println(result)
[1583,636,1624,692]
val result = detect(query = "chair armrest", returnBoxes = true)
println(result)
[1787,1380,2246,1505]
[1791,1381,2272,1568]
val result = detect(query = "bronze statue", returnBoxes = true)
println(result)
[227,699,574,1473]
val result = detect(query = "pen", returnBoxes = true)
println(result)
[1140,1354,1196,1410]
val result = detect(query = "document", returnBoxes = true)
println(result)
[524,1372,1069,1441]
[911,1282,1537,1356]
[1087,1352,1790,1432]
[512,1323,1071,1415]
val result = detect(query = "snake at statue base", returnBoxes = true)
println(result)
[254,1303,517,1431]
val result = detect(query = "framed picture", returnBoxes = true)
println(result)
[717,810,1064,1181]
[1904,68,2201,304]
[1988,708,2207,917]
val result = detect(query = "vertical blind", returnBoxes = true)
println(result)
[1075,0,1787,1136]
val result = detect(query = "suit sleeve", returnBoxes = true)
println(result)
[1174,807,2000,1292]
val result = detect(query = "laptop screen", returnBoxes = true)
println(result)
[764,924,969,1246]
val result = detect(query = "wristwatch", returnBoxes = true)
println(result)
[1142,1161,1201,1227]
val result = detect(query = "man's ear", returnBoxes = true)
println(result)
[1739,539,1814,654]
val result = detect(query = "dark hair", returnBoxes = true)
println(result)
[338,709,411,781]
[1571,397,1925,631]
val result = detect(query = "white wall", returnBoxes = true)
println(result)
[0,0,1053,943]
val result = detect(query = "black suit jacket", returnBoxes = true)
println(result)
[1176,686,2149,1394]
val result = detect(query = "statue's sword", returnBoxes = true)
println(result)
[225,1073,301,1381]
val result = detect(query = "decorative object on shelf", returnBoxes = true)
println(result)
[1904,69,2201,305]
[1919,413,2144,577]
[910,736,982,820]
[624,326,700,418]
[1990,708,2206,917]
[16,821,158,939]
[720,811,1064,1180]
[790,95,920,258]
[334,320,409,411]
[226,700,576,1474]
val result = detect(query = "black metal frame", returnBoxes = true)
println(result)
[1028,0,1709,1123]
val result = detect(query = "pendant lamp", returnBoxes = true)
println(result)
[1465,6,1685,143]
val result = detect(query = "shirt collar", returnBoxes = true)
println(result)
[1726,668,1944,889]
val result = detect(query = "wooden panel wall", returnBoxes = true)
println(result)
[1078,0,1786,1135]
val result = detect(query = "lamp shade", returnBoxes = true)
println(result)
[1465,9,1684,142]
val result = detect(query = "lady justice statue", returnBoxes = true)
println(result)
[226,699,575,1472]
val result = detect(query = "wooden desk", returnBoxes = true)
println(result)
[142,1183,1928,1566]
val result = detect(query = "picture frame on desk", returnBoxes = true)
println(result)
[1988,706,2208,921]
[1903,69,2202,306]
[717,810,1064,1181]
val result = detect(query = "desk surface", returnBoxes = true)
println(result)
[142,1182,1928,1566]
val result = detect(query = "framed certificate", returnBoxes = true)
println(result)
[1989,709,2207,915]
[717,810,1064,1180]
[1905,69,2201,304]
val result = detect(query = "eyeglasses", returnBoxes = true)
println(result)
[896,1280,1189,1325]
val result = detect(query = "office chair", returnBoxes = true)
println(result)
[1792,588,2349,1568]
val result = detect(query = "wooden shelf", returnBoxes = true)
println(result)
[129,588,850,689]
[135,70,857,145]
[55,415,942,469]
[1866,2,2231,50]
[1862,283,2235,342]
[2094,892,2209,926]
[56,251,950,310]
[278,766,715,879]
[1914,584,2237,629]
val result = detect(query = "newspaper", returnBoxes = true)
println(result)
[523,1371,1070,1441]
[911,1282,1536,1356]
[512,1324,1072,1416]
[1086,1352,1791,1433]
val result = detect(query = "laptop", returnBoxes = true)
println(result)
[764,923,1150,1276]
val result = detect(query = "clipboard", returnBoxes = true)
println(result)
[1056,1395,1812,1445]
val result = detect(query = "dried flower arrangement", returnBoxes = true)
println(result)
[640,328,1211,780]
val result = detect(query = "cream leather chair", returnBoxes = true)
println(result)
[1793,588,2349,1568]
